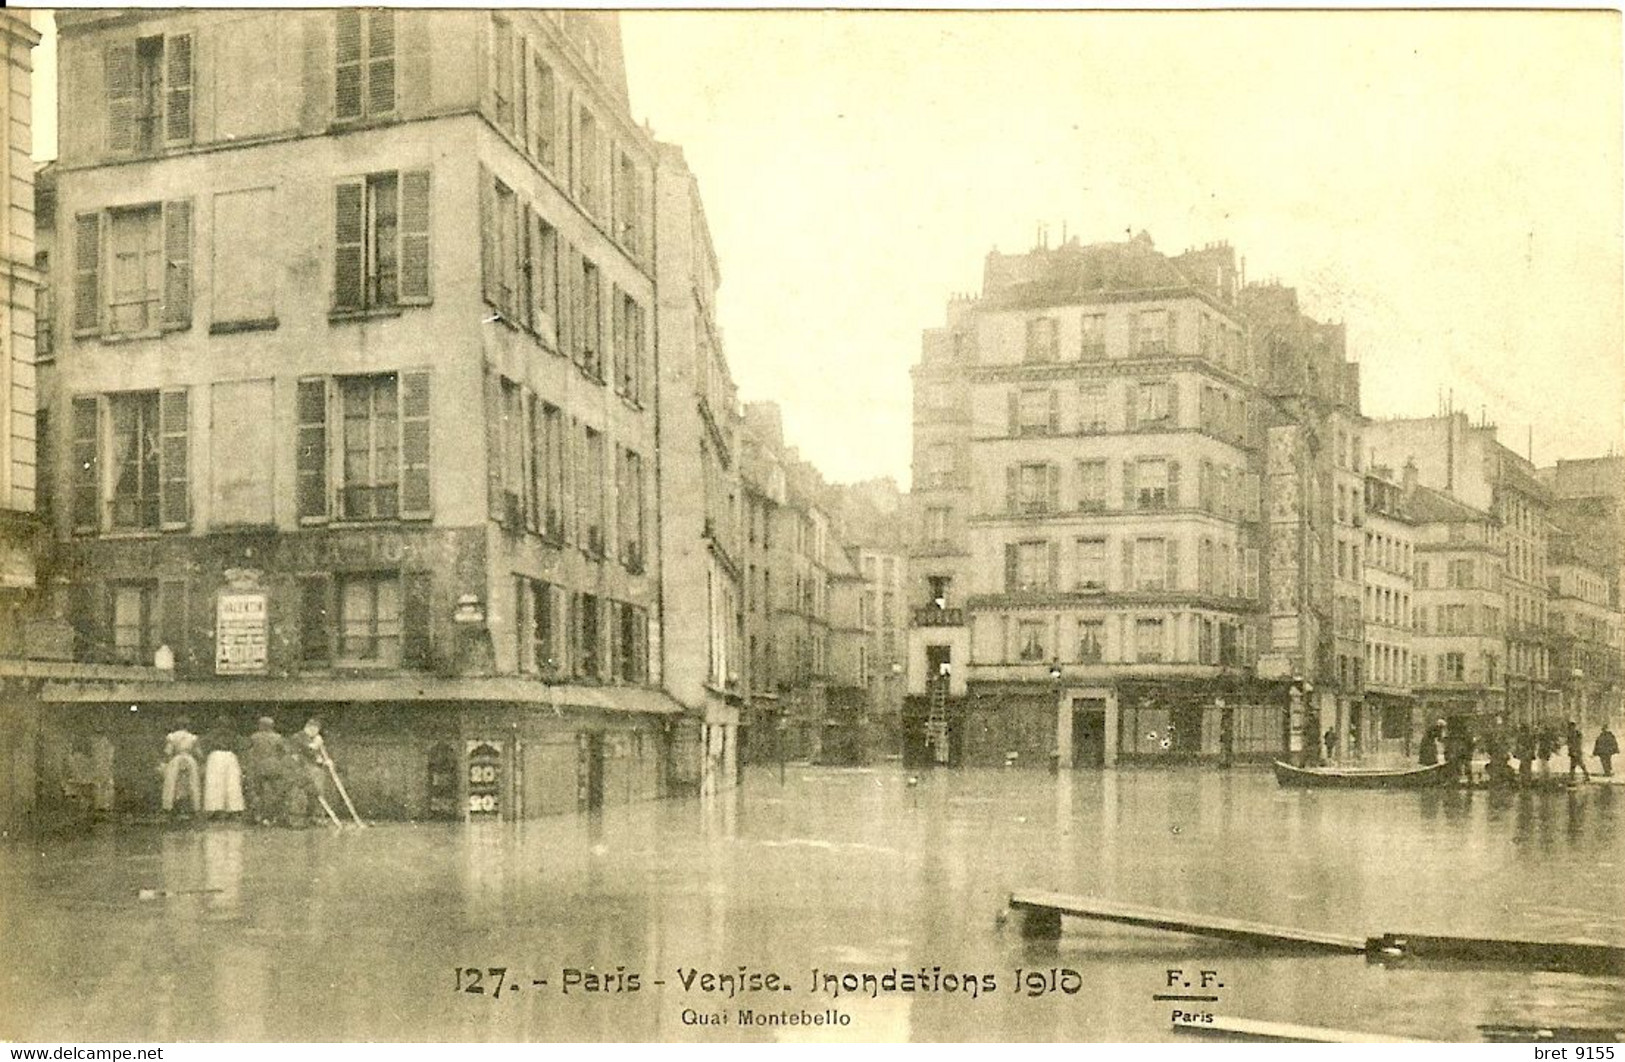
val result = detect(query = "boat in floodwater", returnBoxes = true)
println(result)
[1272,760,1455,789]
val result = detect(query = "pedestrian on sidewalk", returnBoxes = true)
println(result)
[245,717,289,825]
[202,721,246,818]
[160,719,202,817]
[1592,724,1617,778]
[1565,720,1591,782]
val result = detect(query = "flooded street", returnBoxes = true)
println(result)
[3,765,1621,1042]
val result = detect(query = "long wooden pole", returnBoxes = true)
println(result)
[326,760,367,827]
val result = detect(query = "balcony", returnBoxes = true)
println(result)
[912,606,965,627]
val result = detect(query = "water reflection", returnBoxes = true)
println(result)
[2,767,1620,1043]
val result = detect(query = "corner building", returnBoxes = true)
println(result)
[906,233,1277,767]
[41,10,682,820]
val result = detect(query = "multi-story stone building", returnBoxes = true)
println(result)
[1361,464,1416,756]
[904,233,1283,767]
[1546,551,1621,732]
[854,545,906,756]
[1368,413,1555,725]
[653,141,742,794]
[738,407,786,761]
[37,9,707,820]
[1408,485,1506,727]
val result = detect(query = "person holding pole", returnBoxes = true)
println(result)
[289,717,337,826]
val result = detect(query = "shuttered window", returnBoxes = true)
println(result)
[296,378,330,520]
[164,34,193,143]
[73,215,101,334]
[161,201,192,329]
[530,54,556,167]
[333,170,431,312]
[104,34,191,154]
[70,396,100,533]
[299,372,430,522]
[159,389,190,529]
[334,10,396,121]
[401,572,432,669]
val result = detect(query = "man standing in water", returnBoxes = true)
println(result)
[1594,723,1618,777]
[1565,720,1591,781]
[289,717,333,824]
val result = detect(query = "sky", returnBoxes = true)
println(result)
[30,11,1624,487]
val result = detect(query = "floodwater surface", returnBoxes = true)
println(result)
[2,765,1621,1042]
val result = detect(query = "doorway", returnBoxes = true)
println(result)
[1170,702,1205,756]
[1072,698,1107,768]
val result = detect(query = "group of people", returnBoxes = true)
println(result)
[159,716,337,825]
[1417,716,1617,786]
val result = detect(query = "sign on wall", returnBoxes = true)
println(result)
[215,591,269,674]
[467,741,503,818]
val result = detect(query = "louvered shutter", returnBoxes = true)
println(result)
[1165,379,1179,427]
[164,34,193,143]
[400,371,432,518]
[1165,539,1180,592]
[161,200,192,329]
[1048,389,1060,434]
[334,10,363,121]
[1122,461,1138,510]
[71,396,101,533]
[389,15,428,117]
[402,571,432,670]
[1167,460,1181,508]
[399,170,432,303]
[73,214,101,334]
[485,368,503,521]
[159,389,189,529]
[159,579,187,668]
[1047,541,1059,591]
[1121,540,1134,592]
[1046,464,1059,513]
[365,10,396,116]
[332,179,365,311]
[1004,544,1018,593]
[478,164,496,307]
[105,43,137,153]
[1005,466,1018,514]
[296,378,329,520]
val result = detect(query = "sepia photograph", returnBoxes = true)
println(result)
[0,3,1621,1046]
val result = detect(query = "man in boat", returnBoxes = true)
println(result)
[1594,724,1618,777]
[1443,723,1474,784]
[1418,720,1443,766]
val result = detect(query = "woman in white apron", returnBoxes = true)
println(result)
[161,721,202,814]
[202,723,245,816]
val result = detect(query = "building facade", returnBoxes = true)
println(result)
[1360,465,1417,757]
[38,9,700,821]
[1408,485,1506,727]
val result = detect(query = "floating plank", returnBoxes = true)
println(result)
[1007,891,1366,952]
[1479,1024,1625,1043]
[1371,932,1625,976]
[1170,1015,1422,1043]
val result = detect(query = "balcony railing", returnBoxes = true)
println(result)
[912,606,964,627]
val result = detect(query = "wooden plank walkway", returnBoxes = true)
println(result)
[1170,1016,1423,1043]
[1371,932,1625,976]
[1007,890,1367,952]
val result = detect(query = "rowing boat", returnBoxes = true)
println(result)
[1272,760,1454,789]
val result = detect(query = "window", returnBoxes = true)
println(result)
[1024,317,1059,363]
[1448,559,1475,588]
[1076,460,1106,511]
[488,14,514,130]
[1135,310,1168,356]
[105,33,192,153]
[1134,458,1172,510]
[107,205,161,334]
[925,507,949,545]
[1014,388,1055,436]
[1080,314,1106,359]
[35,251,52,359]
[110,582,158,665]
[575,592,602,679]
[335,170,432,313]
[577,107,602,215]
[1136,381,1171,424]
[529,54,557,166]
[108,391,161,531]
[613,290,646,402]
[1135,618,1165,662]
[339,573,402,664]
[1008,540,1052,593]
[1442,652,1466,682]
[578,258,603,379]
[73,201,192,337]
[1077,384,1108,433]
[924,444,955,488]
[580,426,606,557]
[614,150,646,255]
[1077,620,1104,663]
[1134,538,1168,591]
[618,602,648,682]
[335,10,394,122]
[1015,462,1054,514]
[1075,538,1106,590]
[1017,620,1046,662]
[298,577,331,666]
[618,448,646,572]
[518,578,558,676]
[339,375,401,520]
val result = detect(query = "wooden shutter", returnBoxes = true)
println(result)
[399,170,432,304]
[1048,389,1060,434]
[1165,379,1179,427]
[1165,539,1180,592]
[1121,540,1134,592]
[1046,464,1059,513]
[71,396,101,533]
[1047,541,1060,591]
[399,11,430,117]
[1004,544,1018,593]
[159,579,187,666]
[73,214,101,334]
[298,575,332,665]
[1006,390,1018,435]
[105,43,137,153]
[333,178,366,311]
[485,368,503,521]
[402,571,432,670]
[159,389,189,529]
[365,10,396,116]
[1122,461,1138,510]
[1167,459,1181,508]
[400,371,432,519]
[478,165,496,308]
[1005,466,1018,514]
[296,378,330,520]
[334,10,363,120]
[519,203,537,331]
[161,200,192,329]
[164,34,193,143]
